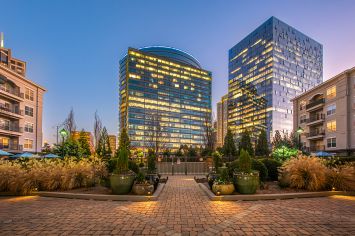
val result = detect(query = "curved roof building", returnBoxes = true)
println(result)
[138,46,201,69]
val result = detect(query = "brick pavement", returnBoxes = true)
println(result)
[0,175,354,235]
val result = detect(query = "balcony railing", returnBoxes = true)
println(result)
[0,105,23,116]
[306,129,325,138]
[0,86,24,99]
[307,113,325,123]
[0,124,23,133]
[0,143,23,151]
[306,98,325,110]
[307,145,325,152]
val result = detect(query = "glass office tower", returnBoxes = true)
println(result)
[228,16,323,140]
[119,46,212,151]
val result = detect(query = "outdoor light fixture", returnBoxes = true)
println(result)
[216,191,221,196]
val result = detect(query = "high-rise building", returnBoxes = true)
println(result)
[0,33,46,153]
[119,46,212,151]
[217,94,228,147]
[292,67,355,156]
[228,17,323,140]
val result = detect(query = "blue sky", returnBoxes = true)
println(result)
[1,0,355,144]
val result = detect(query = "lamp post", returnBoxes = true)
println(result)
[296,127,304,151]
[59,128,68,157]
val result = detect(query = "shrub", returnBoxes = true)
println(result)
[261,158,282,181]
[251,159,268,182]
[326,164,355,191]
[147,149,156,174]
[128,160,139,174]
[227,160,239,178]
[239,149,252,173]
[138,162,145,168]
[212,151,223,172]
[272,147,298,162]
[279,155,327,191]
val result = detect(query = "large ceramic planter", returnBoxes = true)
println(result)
[145,173,160,190]
[110,172,136,194]
[132,183,154,195]
[233,171,259,194]
[212,183,235,195]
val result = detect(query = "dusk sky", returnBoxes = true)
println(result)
[1,0,355,144]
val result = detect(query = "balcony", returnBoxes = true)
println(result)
[0,105,24,119]
[0,124,23,136]
[306,98,325,111]
[307,113,325,126]
[305,129,325,140]
[0,143,23,153]
[307,145,325,152]
[0,86,24,102]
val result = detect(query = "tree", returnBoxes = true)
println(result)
[255,129,269,157]
[118,128,130,151]
[272,130,283,149]
[78,129,91,157]
[147,149,156,174]
[41,142,52,154]
[64,108,76,135]
[94,111,102,150]
[96,127,111,159]
[145,112,167,155]
[202,112,216,156]
[53,138,82,158]
[223,129,237,162]
[239,130,254,157]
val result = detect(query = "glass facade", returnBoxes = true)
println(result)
[228,16,323,140]
[119,47,212,151]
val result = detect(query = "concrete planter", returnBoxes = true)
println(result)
[110,173,136,195]
[212,183,235,195]
[234,171,259,194]
[132,183,154,195]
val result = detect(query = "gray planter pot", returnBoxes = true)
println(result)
[233,171,259,194]
[110,172,136,195]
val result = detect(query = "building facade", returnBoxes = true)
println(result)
[71,131,94,153]
[108,135,117,154]
[228,16,323,141]
[119,46,212,151]
[217,94,228,147]
[292,67,355,156]
[0,34,45,153]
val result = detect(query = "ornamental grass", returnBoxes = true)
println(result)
[0,157,108,195]
[326,164,355,191]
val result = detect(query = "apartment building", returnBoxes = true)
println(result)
[292,67,355,156]
[0,34,45,153]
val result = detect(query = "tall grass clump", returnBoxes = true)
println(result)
[279,155,327,191]
[326,163,355,191]
[0,156,108,195]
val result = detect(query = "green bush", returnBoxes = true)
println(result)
[239,149,252,173]
[272,147,298,162]
[128,160,139,174]
[212,151,223,172]
[251,159,268,182]
[227,160,239,178]
[261,158,282,181]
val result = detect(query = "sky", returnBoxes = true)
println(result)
[1,0,355,145]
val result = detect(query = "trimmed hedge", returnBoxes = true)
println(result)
[261,158,282,181]
[251,159,268,182]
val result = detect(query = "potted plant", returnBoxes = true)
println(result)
[132,172,154,195]
[207,151,223,189]
[145,149,160,190]
[110,147,136,194]
[233,149,259,194]
[212,165,235,195]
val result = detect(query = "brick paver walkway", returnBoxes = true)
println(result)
[1,175,355,235]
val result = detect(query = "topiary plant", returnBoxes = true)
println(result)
[147,149,156,174]
[212,151,223,172]
[261,158,282,181]
[239,149,252,173]
[251,159,268,182]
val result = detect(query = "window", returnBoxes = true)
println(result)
[299,101,306,110]
[25,123,34,133]
[0,137,9,148]
[326,104,336,116]
[327,138,336,148]
[25,106,34,117]
[327,120,336,132]
[300,114,307,124]
[326,86,336,99]
[24,139,33,149]
[25,88,34,101]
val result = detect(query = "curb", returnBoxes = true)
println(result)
[198,183,355,201]
[34,183,165,202]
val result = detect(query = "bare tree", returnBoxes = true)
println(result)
[145,112,168,155]
[64,108,76,135]
[202,112,216,156]
[94,111,102,150]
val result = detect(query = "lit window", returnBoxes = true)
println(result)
[174,84,179,88]
[24,139,33,149]
[326,120,336,132]
[327,138,336,148]
[326,104,336,116]
[25,88,34,101]
[326,86,336,99]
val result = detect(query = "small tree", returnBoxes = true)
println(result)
[272,130,283,149]
[147,149,156,174]
[223,129,237,162]
[239,149,252,173]
[212,151,222,172]
[78,130,91,157]
[41,142,51,155]
[239,130,254,156]
[255,129,269,157]
[119,128,130,151]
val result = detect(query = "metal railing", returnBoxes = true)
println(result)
[157,162,209,175]
[0,143,23,151]
[308,113,325,123]
[0,86,24,99]
[0,124,23,133]
[0,105,23,116]
[306,98,325,110]
[306,129,325,137]
[308,145,325,152]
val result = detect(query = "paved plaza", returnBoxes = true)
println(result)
[0,176,355,235]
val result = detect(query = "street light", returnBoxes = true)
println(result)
[296,127,304,150]
[59,128,68,158]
